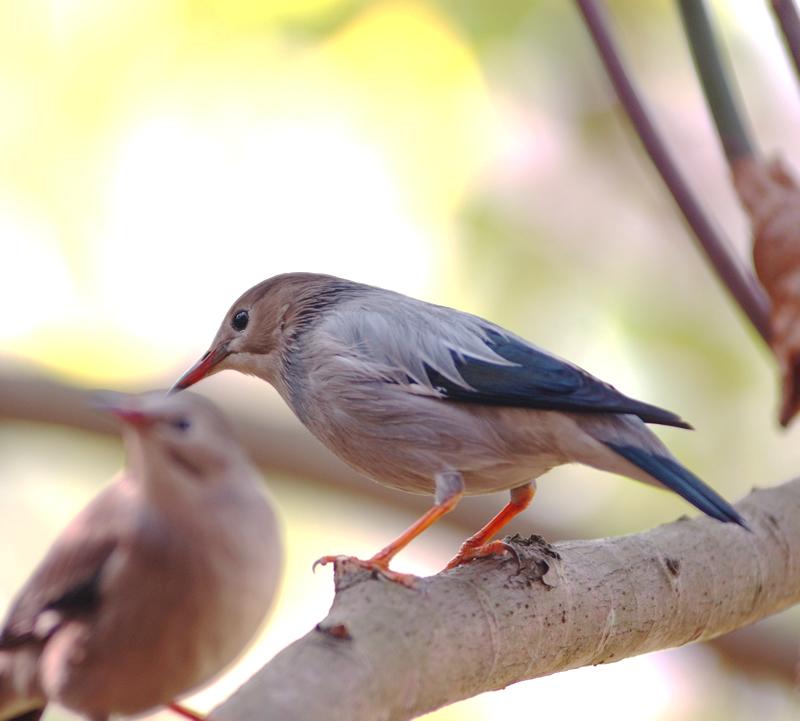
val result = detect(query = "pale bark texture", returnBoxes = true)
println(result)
[214,479,800,721]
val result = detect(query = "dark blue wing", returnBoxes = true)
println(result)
[424,328,691,429]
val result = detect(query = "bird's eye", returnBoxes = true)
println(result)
[232,310,249,331]
[171,417,191,432]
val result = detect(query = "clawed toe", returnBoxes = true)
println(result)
[312,554,419,587]
[445,539,520,570]
[168,703,206,721]
[311,554,341,573]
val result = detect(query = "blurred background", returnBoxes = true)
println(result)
[1,0,798,719]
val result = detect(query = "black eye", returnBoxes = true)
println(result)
[232,310,249,331]
[171,417,191,432]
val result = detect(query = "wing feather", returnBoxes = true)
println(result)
[318,293,691,429]
[0,484,126,648]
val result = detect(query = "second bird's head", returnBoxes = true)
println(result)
[95,390,242,482]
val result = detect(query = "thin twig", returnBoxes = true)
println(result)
[575,0,771,343]
[770,0,800,83]
[677,0,756,163]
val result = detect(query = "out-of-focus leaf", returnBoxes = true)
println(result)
[733,156,800,426]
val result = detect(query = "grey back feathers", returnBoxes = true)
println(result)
[286,280,689,428]
[315,291,518,389]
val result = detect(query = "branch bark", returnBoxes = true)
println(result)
[2,368,797,687]
[214,478,800,721]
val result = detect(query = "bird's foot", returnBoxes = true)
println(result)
[445,539,521,570]
[312,554,419,587]
[168,703,206,721]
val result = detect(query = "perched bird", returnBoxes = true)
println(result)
[0,391,282,721]
[172,272,745,582]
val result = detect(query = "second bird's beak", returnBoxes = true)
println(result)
[92,392,158,428]
[170,343,230,393]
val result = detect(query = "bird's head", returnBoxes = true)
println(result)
[170,272,343,392]
[95,390,244,485]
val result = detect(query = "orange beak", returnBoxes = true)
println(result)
[170,343,230,393]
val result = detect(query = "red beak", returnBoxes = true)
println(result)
[170,343,230,393]
[109,408,156,428]
[92,392,157,428]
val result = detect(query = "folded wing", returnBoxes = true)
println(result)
[326,297,691,429]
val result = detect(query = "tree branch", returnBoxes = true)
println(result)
[671,1,800,426]
[770,0,800,84]
[2,368,797,687]
[214,479,800,721]
[575,0,771,343]
[677,0,755,164]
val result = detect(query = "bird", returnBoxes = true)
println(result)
[0,391,282,721]
[171,272,746,583]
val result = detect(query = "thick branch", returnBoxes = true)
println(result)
[2,368,796,686]
[215,479,800,721]
[575,0,771,342]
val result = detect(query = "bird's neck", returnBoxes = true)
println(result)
[123,434,191,507]
[225,349,290,397]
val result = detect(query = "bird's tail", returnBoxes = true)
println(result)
[566,413,747,528]
[0,650,44,721]
[604,442,747,528]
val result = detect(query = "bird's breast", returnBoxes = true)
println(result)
[42,496,280,717]
[294,380,567,495]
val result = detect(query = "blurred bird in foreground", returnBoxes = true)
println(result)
[0,391,282,721]
[173,273,745,583]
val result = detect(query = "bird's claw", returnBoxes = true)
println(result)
[168,703,207,721]
[312,554,340,573]
[445,539,521,570]
[312,554,419,587]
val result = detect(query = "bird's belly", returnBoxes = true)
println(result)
[300,391,566,496]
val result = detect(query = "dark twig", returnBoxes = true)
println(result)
[677,0,756,163]
[575,0,771,343]
[770,0,800,84]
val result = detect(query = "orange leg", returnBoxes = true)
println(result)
[445,482,535,569]
[314,471,464,585]
[168,703,206,721]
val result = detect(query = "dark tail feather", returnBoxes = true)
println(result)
[605,443,748,528]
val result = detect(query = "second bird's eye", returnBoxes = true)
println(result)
[232,310,249,331]
[171,417,191,432]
